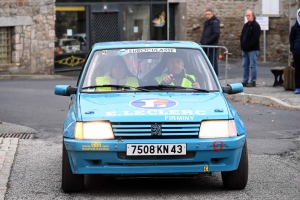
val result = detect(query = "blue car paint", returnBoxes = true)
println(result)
[62,91,247,174]
[57,41,247,176]
[219,93,246,135]
[79,93,228,121]
[64,136,245,174]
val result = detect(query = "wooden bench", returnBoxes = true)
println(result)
[270,67,285,87]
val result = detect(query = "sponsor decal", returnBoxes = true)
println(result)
[105,110,206,121]
[102,50,107,55]
[164,116,194,121]
[126,48,176,53]
[204,166,209,172]
[118,48,176,56]
[118,49,128,56]
[129,98,178,109]
[91,142,101,148]
[82,142,109,151]
[208,140,227,151]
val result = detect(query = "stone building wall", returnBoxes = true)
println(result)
[0,0,55,74]
[186,0,291,64]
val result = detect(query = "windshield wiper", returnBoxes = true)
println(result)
[82,85,149,92]
[137,85,209,92]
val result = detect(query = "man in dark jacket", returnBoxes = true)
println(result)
[289,9,300,94]
[240,9,261,87]
[200,9,220,76]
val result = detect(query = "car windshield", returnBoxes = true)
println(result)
[81,48,219,92]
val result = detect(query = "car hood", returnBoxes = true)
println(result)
[78,92,230,122]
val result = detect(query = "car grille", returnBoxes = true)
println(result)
[112,122,200,139]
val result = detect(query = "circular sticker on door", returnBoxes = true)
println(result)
[129,98,178,109]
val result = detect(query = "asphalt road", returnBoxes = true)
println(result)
[0,78,300,199]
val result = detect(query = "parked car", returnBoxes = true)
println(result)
[72,33,86,45]
[55,38,81,54]
[54,40,248,193]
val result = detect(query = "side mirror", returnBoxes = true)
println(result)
[54,85,77,96]
[222,83,243,94]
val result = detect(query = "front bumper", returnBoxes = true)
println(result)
[64,135,246,175]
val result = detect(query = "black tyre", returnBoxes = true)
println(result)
[62,142,84,193]
[221,140,248,190]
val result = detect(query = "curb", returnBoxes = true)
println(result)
[0,122,38,135]
[226,93,300,110]
[0,138,19,200]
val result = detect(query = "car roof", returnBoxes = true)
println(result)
[91,40,201,50]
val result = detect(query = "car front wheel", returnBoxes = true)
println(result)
[221,140,248,190]
[62,141,84,193]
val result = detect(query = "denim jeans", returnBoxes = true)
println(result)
[242,51,258,84]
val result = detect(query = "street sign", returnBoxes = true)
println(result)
[244,16,269,30]
[256,16,269,31]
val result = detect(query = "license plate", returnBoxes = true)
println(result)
[126,144,186,156]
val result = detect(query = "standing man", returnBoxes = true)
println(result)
[240,9,261,87]
[289,9,300,94]
[200,9,220,76]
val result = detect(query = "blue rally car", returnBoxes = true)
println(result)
[54,41,248,193]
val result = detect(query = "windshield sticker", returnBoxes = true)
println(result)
[102,50,107,55]
[130,98,178,109]
[118,48,176,56]
[118,49,128,56]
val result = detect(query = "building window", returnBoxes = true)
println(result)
[54,6,87,71]
[0,27,12,64]
[55,6,87,54]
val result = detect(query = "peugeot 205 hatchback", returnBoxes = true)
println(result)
[54,41,248,193]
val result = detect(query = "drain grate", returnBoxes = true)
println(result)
[0,133,34,139]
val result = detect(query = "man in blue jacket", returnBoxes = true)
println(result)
[200,9,220,76]
[289,9,300,94]
[240,9,261,87]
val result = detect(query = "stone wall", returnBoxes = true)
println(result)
[0,0,55,74]
[186,0,291,64]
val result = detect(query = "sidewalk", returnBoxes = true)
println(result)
[224,77,300,110]
[0,138,18,200]
[219,58,300,110]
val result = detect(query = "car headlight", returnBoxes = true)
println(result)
[199,120,237,138]
[75,121,114,140]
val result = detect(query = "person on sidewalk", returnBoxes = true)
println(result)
[240,9,261,87]
[200,9,220,76]
[289,9,300,94]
